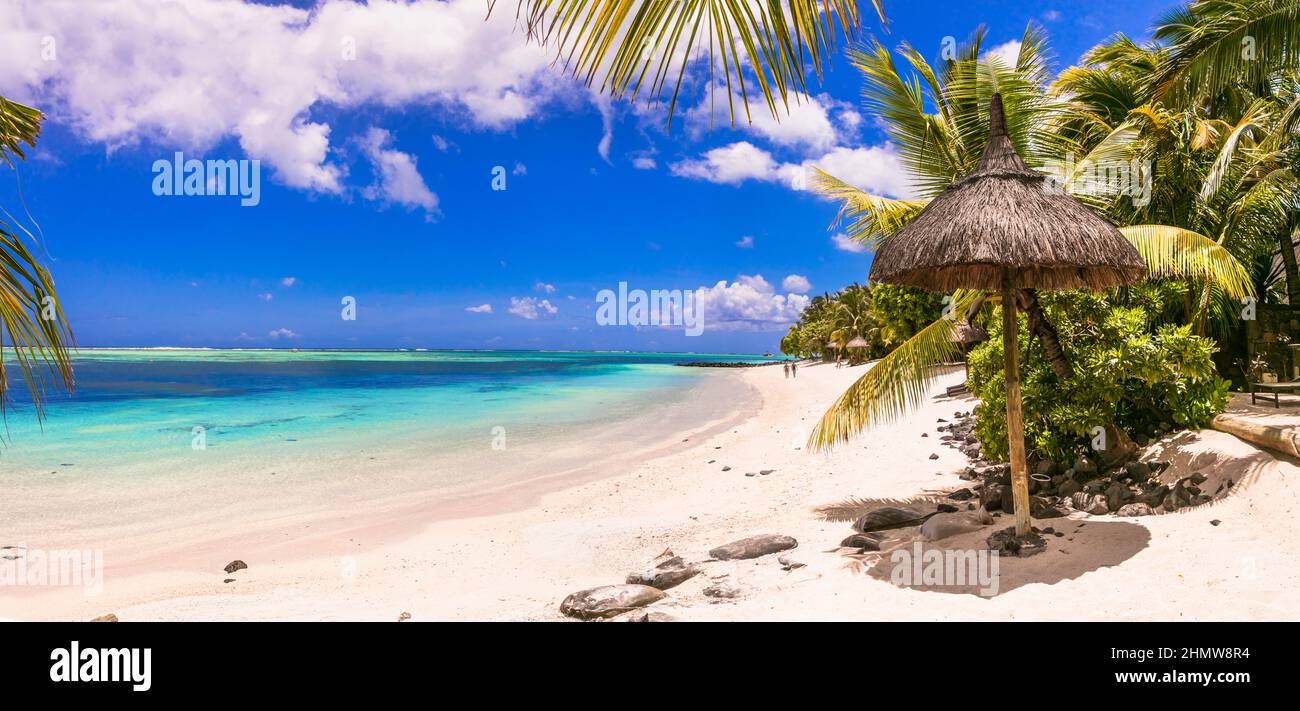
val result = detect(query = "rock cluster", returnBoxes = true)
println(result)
[559,534,799,620]
[939,412,1221,519]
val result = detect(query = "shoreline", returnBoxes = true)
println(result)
[5,361,1300,621]
[0,369,763,619]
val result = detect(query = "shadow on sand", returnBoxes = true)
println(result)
[855,518,1151,597]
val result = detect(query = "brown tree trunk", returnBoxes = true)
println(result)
[1280,229,1300,305]
[1016,288,1074,381]
[1002,275,1031,538]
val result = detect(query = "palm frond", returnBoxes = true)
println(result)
[811,168,927,251]
[1153,0,1300,105]
[503,0,874,127]
[0,97,42,168]
[808,289,982,452]
[1200,99,1267,199]
[1120,224,1256,300]
[0,216,75,420]
[813,495,942,522]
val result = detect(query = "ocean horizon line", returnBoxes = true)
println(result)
[27,346,786,358]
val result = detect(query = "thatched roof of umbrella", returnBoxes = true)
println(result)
[868,93,1145,293]
[845,336,870,349]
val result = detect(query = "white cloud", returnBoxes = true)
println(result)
[985,40,1023,67]
[258,292,274,301]
[632,156,657,170]
[0,0,562,195]
[465,303,492,314]
[508,296,557,320]
[831,233,868,254]
[686,90,859,152]
[594,94,614,161]
[735,236,754,248]
[669,141,779,185]
[534,281,556,294]
[1043,10,1062,22]
[783,145,915,199]
[672,141,914,199]
[359,127,439,215]
[280,276,297,287]
[693,274,809,331]
[268,327,297,339]
[781,274,811,293]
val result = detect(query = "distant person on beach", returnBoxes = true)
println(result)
[783,362,790,378]
[791,361,797,378]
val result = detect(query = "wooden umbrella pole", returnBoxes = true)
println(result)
[1002,274,1031,537]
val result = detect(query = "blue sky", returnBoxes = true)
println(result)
[0,0,1173,352]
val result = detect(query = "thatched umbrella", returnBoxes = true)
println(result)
[845,336,870,349]
[869,93,1146,537]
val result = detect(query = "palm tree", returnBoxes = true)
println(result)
[499,0,885,125]
[1151,0,1300,106]
[805,24,1264,450]
[0,95,74,418]
[827,283,879,362]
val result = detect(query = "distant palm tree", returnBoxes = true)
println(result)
[0,95,74,418]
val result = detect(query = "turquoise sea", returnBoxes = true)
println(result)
[2,349,778,470]
[2,349,775,552]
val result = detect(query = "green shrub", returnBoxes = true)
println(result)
[967,291,1230,464]
[869,283,945,347]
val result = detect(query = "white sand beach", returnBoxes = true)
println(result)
[6,362,1299,621]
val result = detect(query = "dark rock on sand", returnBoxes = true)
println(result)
[621,611,678,622]
[626,557,700,590]
[777,555,805,571]
[986,527,1047,557]
[709,534,798,560]
[980,485,1005,512]
[89,613,119,622]
[559,584,666,620]
[1071,492,1109,515]
[1123,461,1151,482]
[1030,496,1067,519]
[1117,503,1154,517]
[703,582,742,599]
[224,560,247,574]
[946,488,975,501]
[840,533,883,552]
[851,507,932,533]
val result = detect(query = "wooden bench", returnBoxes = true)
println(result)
[1250,381,1300,408]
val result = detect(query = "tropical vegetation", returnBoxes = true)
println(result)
[803,1,1299,461]
[779,283,943,362]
